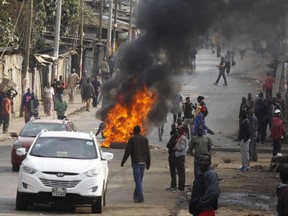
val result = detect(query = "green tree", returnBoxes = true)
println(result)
[0,0,20,47]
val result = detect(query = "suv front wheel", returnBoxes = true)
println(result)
[12,164,20,172]
[16,191,29,210]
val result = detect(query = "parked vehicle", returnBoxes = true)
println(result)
[15,130,113,213]
[10,118,77,171]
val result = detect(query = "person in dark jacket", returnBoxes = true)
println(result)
[166,123,179,191]
[82,78,95,112]
[121,125,151,203]
[213,56,227,86]
[255,92,269,143]
[91,76,101,107]
[27,93,39,122]
[276,166,288,216]
[189,153,220,216]
[238,112,251,171]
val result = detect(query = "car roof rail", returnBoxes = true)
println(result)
[39,129,48,135]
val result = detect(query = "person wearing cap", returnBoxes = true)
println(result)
[189,153,220,216]
[271,109,286,156]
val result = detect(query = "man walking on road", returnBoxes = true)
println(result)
[121,125,151,203]
[224,50,232,74]
[263,72,275,99]
[213,57,227,86]
[54,94,68,120]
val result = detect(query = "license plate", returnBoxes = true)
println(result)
[52,187,67,197]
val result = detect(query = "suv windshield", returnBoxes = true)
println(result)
[21,123,66,137]
[30,137,97,159]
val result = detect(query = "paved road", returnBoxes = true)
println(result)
[0,48,282,216]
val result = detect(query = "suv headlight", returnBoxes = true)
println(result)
[84,167,101,177]
[22,164,37,174]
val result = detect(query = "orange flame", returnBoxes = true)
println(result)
[101,86,157,147]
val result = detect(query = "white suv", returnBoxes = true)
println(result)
[15,130,113,214]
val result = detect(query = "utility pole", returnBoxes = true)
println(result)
[128,0,134,40]
[22,0,33,92]
[52,0,62,82]
[112,0,118,56]
[79,0,84,77]
[107,0,113,56]
[98,0,103,43]
[20,0,33,117]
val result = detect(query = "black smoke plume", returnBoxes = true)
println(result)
[98,0,288,127]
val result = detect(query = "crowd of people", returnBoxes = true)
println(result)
[18,57,114,125]
[165,94,220,215]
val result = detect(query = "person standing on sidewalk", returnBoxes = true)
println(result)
[79,71,90,103]
[174,125,189,192]
[82,78,95,112]
[27,93,39,122]
[121,125,151,203]
[271,109,286,156]
[238,112,251,171]
[21,88,32,123]
[2,92,12,133]
[67,69,80,103]
[55,75,66,101]
[54,94,68,120]
[263,72,275,99]
[189,153,220,216]
[213,57,227,86]
[43,82,54,116]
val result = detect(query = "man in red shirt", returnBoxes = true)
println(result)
[263,72,275,99]
[2,92,11,133]
[271,109,286,156]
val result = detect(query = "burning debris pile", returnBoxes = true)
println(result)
[97,0,288,147]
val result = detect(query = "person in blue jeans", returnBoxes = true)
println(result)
[121,125,151,203]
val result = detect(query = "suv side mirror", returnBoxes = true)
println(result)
[102,152,114,161]
[16,148,27,156]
